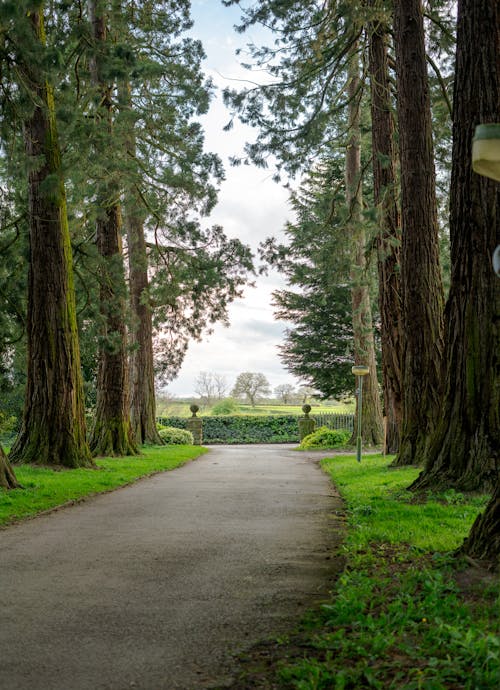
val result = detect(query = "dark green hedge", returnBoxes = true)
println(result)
[156,415,301,444]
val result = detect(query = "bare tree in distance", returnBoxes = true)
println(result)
[194,371,217,406]
[213,373,228,400]
[232,372,271,407]
[298,386,317,404]
[274,384,295,405]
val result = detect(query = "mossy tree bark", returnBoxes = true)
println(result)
[346,52,384,447]
[0,445,19,490]
[118,81,162,446]
[126,199,163,445]
[9,8,93,468]
[87,1,138,457]
[391,0,444,467]
[90,206,138,456]
[368,15,403,454]
[410,0,499,493]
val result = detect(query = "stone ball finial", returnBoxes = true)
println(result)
[302,404,312,416]
[190,404,199,417]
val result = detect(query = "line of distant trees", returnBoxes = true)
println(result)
[193,371,321,407]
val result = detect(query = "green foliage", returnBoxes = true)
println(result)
[231,371,271,406]
[0,444,206,526]
[223,0,365,177]
[0,0,256,421]
[322,454,488,551]
[273,454,498,689]
[210,398,240,415]
[158,414,304,444]
[157,425,193,445]
[0,412,18,444]
[299,426,350,449]
[279,559,499,689]
[261,160,362,399]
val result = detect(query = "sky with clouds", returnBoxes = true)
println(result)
[165,0,302,398]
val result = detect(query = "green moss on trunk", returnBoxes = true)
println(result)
[0,446,19,489]
[9,8,92,469]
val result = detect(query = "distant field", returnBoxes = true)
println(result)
[157,401,355,418]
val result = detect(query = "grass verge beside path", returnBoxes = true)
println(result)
[226,453,499,690]
[0,445,207,527]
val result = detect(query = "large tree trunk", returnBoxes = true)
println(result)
[126,201,163,445]
[9,9,93,468]
[391,0,444,466]
[368,15,403,454]
[346,53,384,447]
[461,486,500,566]
[90,206,138,456]
[410,0,499,492]
[87,1,138,457]
[0,446,19,490]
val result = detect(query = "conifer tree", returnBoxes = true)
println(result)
[265,161,354,400]
[120,83,162,446]
[115,2,252,442]
[3,3,92,468]
[345,50,383,446]
[224,1,384,438]
[367,5,403,453]
[390,0,444,466]
[448,0,500,567]
[86,0,137,456]
[411,0,499,494]
[263,149,384,409]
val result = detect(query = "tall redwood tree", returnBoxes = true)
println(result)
[411,0,499,497]
[126,196,163,446]
[368,14,403,453]
[391,0,444,466]
[87,1,137,456]
[346,51,384,447]
[8,7,93,468]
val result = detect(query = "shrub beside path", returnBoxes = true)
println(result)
[0,444,344,690]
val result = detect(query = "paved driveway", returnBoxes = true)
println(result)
[0,444,343,690]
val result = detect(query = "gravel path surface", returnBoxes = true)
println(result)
[0,444,344,690]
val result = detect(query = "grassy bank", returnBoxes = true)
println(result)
[230,454,499,689]
[0,445,206,526]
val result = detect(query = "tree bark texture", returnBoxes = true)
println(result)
[410,0,499,492]
[9,9,93,468]
[0,445,19,489]
[460,486,500,567]
[368,16,403,454]
[126,201,163,445]
[346,53,384,446]
[391,0,444,466]
[90,206,138,456]
[87,1,138,456]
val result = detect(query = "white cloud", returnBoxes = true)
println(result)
[166,3,301,397]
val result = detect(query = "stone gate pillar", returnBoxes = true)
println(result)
[186,405,203,445]
[298,404,316,441]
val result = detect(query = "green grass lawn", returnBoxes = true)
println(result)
[237,403,355,415]
[0,445,206,526]
[324,454,488,552]
[234,453,499,689]
[157,402,355,417]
